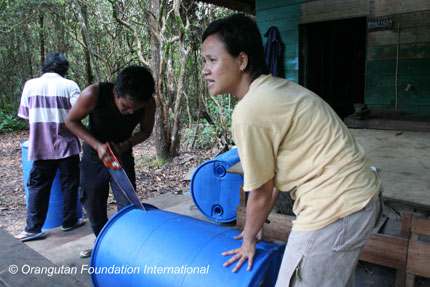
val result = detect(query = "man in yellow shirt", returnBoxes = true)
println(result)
[202,14,382,286]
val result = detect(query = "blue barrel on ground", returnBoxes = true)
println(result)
[21,141,83,231]
[190,148,243,223]
[90,204,285,287]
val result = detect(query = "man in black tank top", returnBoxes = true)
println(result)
[66,66,156,258]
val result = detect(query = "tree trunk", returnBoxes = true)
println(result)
[168,0,194,156]
[39,13,45,65]
[151,0,169,158]
[54,13,66,53]
[169,45,191,156]
[75,0,99,83]
[79,2,93,85]
[191,57,205,149]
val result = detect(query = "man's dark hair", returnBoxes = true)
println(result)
[115,65,155,104]
[202,13,268,81]
[42,52,69,77]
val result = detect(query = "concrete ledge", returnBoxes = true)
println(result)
[344,113,430,132]
[0,228,86,287]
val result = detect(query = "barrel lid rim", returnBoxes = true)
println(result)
[190,160,240,223]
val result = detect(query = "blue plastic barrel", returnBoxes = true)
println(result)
[90,204,284,287]
[190,148,243,222]
[21,141,83,231]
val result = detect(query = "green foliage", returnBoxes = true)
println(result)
[136,155,168,167]
[207,94,236,129]
[181,93,237,149]
[152,156,168,167]
[165,41,172,59]
[0,0,238,156]
[0,105,27,133]
[182,123,217,149]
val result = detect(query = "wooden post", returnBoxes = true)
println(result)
[395,212,412,287]
[405,215,430,287]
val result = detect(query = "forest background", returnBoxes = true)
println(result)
[0,0,239,159]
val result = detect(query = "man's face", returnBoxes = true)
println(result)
[202,34,242,97]
[114,89,145,115]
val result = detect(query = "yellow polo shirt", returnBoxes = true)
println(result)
[232,74,381,231]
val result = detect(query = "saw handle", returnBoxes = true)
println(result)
[102,143,123,170]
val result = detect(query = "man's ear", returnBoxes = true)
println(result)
[238,52,249,71]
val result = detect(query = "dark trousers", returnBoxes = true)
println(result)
[25,155,80,233]
[79,145,136,237]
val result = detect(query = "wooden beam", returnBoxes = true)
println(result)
[407,239,430,278]
[227,162,243,175]
[239,185,246,206]
[236,206,293,242]
[237,206,408,271]
[300,0,369,23]
[374,0,429,17]
[400,213,413,238]
[411,215,430,236]
[405,215,430,284]
[198,0,255,14]
[344,115,430,133]
[396,212,413,287]
[360,233,408,270]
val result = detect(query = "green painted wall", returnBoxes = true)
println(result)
[256,1,305,81]
[366,11,430,114]
[255,0,430,115]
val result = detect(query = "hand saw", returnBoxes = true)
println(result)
[102,143,145,210]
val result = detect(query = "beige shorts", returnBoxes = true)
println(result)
[275,192,383,287]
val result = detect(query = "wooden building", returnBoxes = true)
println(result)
[201,0,430,118]
[201,2,430,285]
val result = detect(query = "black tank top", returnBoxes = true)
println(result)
[87,82,145,143]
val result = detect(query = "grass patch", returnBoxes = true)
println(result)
[136,155,168,167]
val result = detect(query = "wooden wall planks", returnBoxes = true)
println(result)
[374,0,430,17]
[367,43,430,61]
[255,0,430,114]
[300,0,369,23]
[368,26,430,47]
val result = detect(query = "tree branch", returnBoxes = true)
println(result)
[109,2,150,68]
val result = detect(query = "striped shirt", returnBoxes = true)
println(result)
[18,73,81,161]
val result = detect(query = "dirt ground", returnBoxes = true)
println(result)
[2,128,429,237]
[0,130,218,236]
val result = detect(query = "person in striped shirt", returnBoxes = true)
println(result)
[15,52,86,242]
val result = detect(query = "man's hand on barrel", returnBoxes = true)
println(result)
[222,237,256,272]
[234,228,263,242]
[222,179,275,273]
